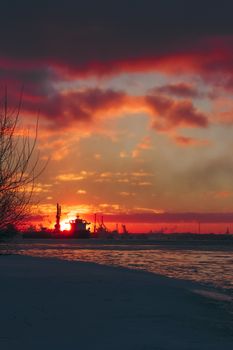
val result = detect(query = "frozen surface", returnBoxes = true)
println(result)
[5,239,233,294]
[0,255,232,350]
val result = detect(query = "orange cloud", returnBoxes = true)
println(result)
[174,135,210,147]
[77,190,87,195]
[132,136,152,158]
[214,191,233,199]
[55,173,86,182]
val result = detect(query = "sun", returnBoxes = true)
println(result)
[60,220,71,231]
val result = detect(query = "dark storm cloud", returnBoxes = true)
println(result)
[0,66,57,98]
[0,1,233,75]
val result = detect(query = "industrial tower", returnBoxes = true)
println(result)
[54,203,61,232]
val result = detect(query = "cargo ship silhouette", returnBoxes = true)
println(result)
[23,203,126,239]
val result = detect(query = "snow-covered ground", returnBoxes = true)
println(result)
[0,255,232,350]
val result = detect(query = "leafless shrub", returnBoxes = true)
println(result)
[0,88,46,231]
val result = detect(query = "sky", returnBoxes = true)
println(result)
[2,0,233,233]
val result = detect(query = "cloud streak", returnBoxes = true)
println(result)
[85,212,233,224]
[19,87,209,136]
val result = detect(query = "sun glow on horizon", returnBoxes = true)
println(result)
[60,220,71,231]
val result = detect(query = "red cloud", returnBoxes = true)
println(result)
[4,74,209,136]
[0,1,233,79]
[145,94,208,130]
[1,34,233,83]
[46,36,233,83]
[22,88,127,127]
[13,85,209,137]
[153,83,200,98]
[26,89,208,133]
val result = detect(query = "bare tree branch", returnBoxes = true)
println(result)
[0,90,46,231]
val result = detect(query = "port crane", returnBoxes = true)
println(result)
[54,203,61,232]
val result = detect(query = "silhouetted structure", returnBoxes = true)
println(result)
[122,224,128,234]
[54,203,61,232]
[69,216,91,238]
[95,215,109,237]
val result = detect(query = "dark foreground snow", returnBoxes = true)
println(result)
[0,255,232,350]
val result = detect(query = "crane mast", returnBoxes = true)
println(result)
[54,203,61,232]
